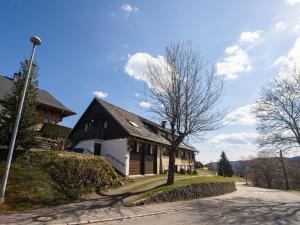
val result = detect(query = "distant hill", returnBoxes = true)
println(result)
[206,160,245,173]
[205,156,300,174]
[290,156,300,161]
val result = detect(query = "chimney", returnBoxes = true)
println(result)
[161,121,166,128]
[13,72,21,81]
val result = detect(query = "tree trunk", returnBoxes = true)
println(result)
[279,150,290,190]
[167,145,176,185]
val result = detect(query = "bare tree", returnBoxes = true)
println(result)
[246,152,279,189]
[254,70,300,190]
[144,42,224,185]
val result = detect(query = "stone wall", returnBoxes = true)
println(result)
[137,182,236,205]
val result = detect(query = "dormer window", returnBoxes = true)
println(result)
[128,120,139,128]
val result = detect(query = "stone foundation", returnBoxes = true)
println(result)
[137,182,236,205]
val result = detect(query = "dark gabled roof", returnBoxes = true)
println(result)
[0,75,75,117]
[95,98,198,152]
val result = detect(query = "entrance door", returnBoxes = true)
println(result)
[94,143,102,155]
[143,144,157,174]
[129,153,141,175]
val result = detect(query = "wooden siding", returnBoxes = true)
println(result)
[129,153,141,175]
[69,100,129,145]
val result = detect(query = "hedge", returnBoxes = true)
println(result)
[39,123,72,139]
[0,150,121,207]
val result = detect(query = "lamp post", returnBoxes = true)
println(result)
[0,36,41,203]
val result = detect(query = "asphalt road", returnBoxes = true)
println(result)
[103,183,300,225]
[1,183,299,225]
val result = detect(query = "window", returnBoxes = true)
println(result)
[128,141,137,153]
[182,151,186,159]
[151,145,157,155]
[127,120,139,128]
[43,118,49,124]
[191,153,194,160]
[104,120,108,128]
[84,122,91,132]
[144,144,151,154]
[162,147,169,156]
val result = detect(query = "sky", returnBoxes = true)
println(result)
[1,0,300,163]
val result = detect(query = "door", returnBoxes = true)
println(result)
[143,144,157,174]
[94,143,102,155]
[129,153,141,175]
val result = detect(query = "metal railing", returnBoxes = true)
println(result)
[105,153,125,167]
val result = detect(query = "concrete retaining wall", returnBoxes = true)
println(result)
[137,182,236,205]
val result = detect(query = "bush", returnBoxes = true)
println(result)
[39,124,72,140]
[179,168,186,175]
[28,150,121,198]
[0,150,121,208]
[45,154,120,198]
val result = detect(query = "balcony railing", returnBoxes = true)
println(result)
[70,127,104,146]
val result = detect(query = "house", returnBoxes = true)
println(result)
[69,98,198,176]
[0,74,76,129]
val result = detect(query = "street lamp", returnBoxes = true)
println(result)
[0,36,41,203]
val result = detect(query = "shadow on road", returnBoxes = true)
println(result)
[176,197,300,225]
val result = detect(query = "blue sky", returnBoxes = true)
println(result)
[1,0,300,163]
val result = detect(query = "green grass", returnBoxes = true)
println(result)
[197,168,217,175]
[131,175,236,202]
[0,150,121,213]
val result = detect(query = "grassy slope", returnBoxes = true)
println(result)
[0,150,120,213]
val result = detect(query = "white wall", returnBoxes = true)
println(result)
[74,139,98,154]
[102,138,129,176]
[74,138,129,176]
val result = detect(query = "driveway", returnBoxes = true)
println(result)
[0,183,299,225]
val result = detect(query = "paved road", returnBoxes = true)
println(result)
[0,183,299,225]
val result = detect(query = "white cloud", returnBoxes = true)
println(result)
[139,101,152,109]
[208,132,258,148]
[275,21,287,32]
[286,0,300,5]
[239,31,262,43]
[121,3,138,14]
[293,25,300,33]
[223,104,257,125]
[274,36,300,79]
[93,91,108,99]
[217,45,252,79]
[125,52,165,86]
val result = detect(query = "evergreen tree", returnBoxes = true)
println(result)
[217,151,233,177]
[0,60,39,151]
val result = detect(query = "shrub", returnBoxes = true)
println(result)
[0,150,121,208]
[187,169,192,175]
[45,154,120,198]
[179,168,186,175]
[39,124,72,140]
[28,150,121,198]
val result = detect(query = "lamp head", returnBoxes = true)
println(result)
[30,36,41,46]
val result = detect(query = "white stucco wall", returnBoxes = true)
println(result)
[102,138,129,176]
[74,139,100,154]
[74,138,129,176]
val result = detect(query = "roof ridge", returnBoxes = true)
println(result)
[0,74,75,116]
[95,97,165,129]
